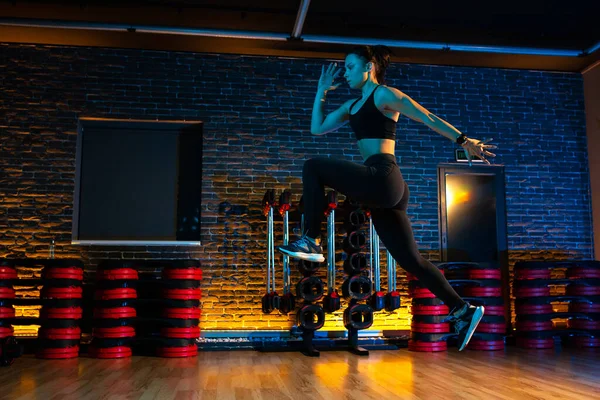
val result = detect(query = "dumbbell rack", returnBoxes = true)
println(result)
[260,191,400,356]
[513,260,600,349]
[340,204,374,355]
[289,192,334,357]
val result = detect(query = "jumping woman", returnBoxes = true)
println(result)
[278,45,497,351]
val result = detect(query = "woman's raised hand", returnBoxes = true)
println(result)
[318,63,342,93]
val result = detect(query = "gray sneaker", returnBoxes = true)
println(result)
[444,303,485,351]
[277,235,325,263]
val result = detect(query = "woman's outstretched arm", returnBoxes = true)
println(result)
[379,86,497,164]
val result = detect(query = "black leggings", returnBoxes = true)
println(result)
[302,153,465,310]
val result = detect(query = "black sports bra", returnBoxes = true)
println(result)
[348,85,396,141]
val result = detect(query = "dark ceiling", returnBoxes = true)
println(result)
[1,0,599,72]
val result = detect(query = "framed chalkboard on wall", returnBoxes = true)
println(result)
[72,118,203,246]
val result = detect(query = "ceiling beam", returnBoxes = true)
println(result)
[291,0,311,39]
[1,17,598,72]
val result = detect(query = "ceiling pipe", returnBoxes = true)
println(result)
[0,18,594,58]
[301,34,583,57]
[291,0,311,39]
[585,40,600,55]
[0,18,289,41]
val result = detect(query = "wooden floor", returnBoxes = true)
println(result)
[1,347,599,400]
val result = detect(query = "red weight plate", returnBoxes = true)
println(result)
[0,326,14,338]
[41,307,83,320]
[515,304,553,315]
[162,269,202,280]
[411,305,450,315]
[514,287,550,298]
[38,327,81,340]
[569,302,600,313]
[515,269,551,280]
[36,346,80,359]
[94,288,137,301]
[466,269,502,280]
[408,287,436,299]
[42,287,83,299]
[567,319,600,330]
[567,268,600,279]
[43,268,84,280]
[88,346,132,359]
[572,336,600,348]
[408,340,447,352]
[160,326,201,339]
[0,306,15,319]
[567,286,600,296]
[156,344,198,358]
[475,323,506,333]
[468,340,505,351]
[161,308,201,319]
[0,267,17,280]
[515,320,553,332]
[97,269,139,280]
[93,307,137,319]
[162,288,202,300]
[410,322,450,333]
[0,287,16,299]
[484,305,506,316]
[516,337,554,349]
[92,326,136,338]
[464,287,503,297]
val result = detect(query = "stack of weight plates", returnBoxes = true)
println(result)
[88,260,138,359]
[408,268,450,352]
[156,261,201,358]
[0,261,17,344]
[443,262,506,351]
[37,260,84,359]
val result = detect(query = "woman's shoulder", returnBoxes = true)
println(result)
[375,85,405,103]
[376,84,396,95]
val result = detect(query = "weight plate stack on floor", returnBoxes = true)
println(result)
[132,260,202,358]
[157,261,202,357]
[408,268,449,352]
[0,261,18,366]
[566,261,600,348]
[0,261,17,350]
[513,261,557,349]
[513,260,600,349]
[89,260,139,359]
[439,262,507,351]
[37,260,85,359]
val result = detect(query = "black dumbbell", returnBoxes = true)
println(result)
[296,276,325,302]
[296,305,325,331]
[370,291,386,311]
[278,293,296,314]
[342,275,371,301]
[343,304,374,330]
[323,290,341,314]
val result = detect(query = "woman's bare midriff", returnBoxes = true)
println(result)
[358,138,395,161]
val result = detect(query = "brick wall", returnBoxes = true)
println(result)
[0,43,592,332]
